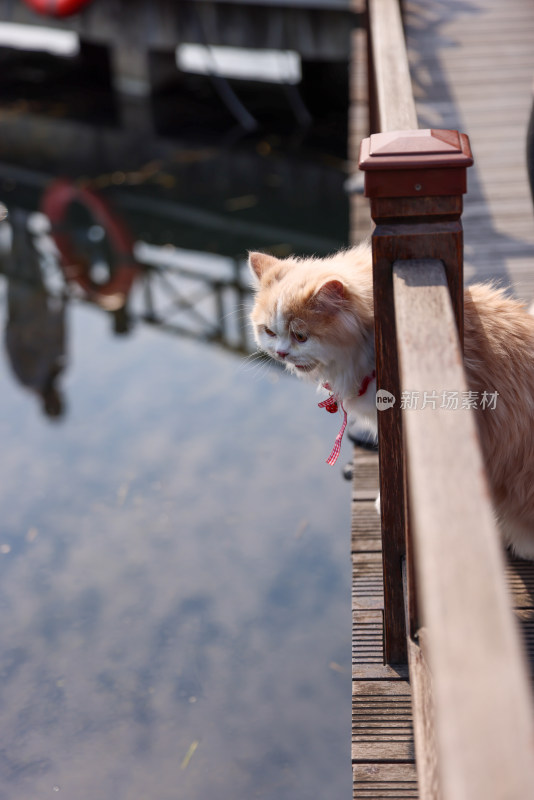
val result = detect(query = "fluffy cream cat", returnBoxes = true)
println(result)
[249,242,534,560]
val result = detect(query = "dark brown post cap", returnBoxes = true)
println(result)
[358,129,473,198]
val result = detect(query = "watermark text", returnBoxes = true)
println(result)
[376,389,499,411]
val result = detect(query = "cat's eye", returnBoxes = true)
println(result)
[293,331,308,343]
[264,327,276,337]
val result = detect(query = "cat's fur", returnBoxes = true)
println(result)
[249,242,534,560]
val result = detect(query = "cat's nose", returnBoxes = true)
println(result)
[276,349,289,359]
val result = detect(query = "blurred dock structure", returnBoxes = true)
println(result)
[0,1,352,370]
[9,0,358,98]
[0,145,347,357]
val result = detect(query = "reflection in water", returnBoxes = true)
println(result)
[4,209,67,418]
[0,197,260,418]
[0,32,352,800]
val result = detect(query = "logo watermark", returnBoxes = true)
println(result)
[375,389,396,410]
[376,389,499,411]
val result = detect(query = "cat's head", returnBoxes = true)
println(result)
[248,246,373,380]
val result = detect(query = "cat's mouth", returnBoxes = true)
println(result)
[270,352,317,373]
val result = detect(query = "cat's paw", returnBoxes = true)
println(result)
[375,492,381,516]
[347,420,378,451]
[505,526,534,561]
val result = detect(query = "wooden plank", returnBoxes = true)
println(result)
[353,608,383,624]
[516,608,534,681]
[353,663,410,680]
[368,0,418,131]
[352,681,415,763]
[393,258,534,800]
[352,551,384,609]
[351,499,383,553]
[432,20,534,37]
[351,399,415,789]
[407,631,440,800]
[414,95,532,114]
[352,609,383,662]
[409,64,534,85]
[463,200,534,219]
[353,489,379,501]
[353,679,414,697]
[353,763,418,798]
[409,32,534,54]
[463,239,534,258]
[411,47,534,67]
[351,448,379,492]
[403,561,440,799]
[415,84,531,103]
[507,556,534,609]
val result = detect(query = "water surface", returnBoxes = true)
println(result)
[0,41,352,800]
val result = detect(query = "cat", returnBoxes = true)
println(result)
[249,242,534,561]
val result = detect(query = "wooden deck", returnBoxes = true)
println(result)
[351,449,415,798]
[350,0,534,796]
[351,446,534,799]
[351,0,534,305]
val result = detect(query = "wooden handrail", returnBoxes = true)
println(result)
[367,0,417,132]
[393,258,534,800]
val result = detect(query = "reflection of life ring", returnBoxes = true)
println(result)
[42,179,140,310]
[22,0,93,17]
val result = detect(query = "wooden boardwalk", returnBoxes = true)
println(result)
[351,0,534,304]
[406,0,534,303]
[350,0,534,796]
[351,449,417,798]
[351,446,534,798]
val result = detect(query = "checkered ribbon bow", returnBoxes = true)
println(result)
[318,371,375,467]
[318,392,348,466]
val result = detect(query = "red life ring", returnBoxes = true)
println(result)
[42,179,140,310]
[22,0,93,17]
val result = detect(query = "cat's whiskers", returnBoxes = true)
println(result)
[239,349,277,382]
[240,350,265,369]
[220,303,254,324]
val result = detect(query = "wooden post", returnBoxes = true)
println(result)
[527,92,534,209]
[358,128,473,664]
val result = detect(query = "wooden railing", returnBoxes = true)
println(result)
[357,1,534,797]
[367,0,417,133]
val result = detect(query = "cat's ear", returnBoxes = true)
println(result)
[313,280,346,312]
[249,252,280,279]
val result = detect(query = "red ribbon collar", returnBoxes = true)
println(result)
[318,370,376,466]
[357,369,376,398]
